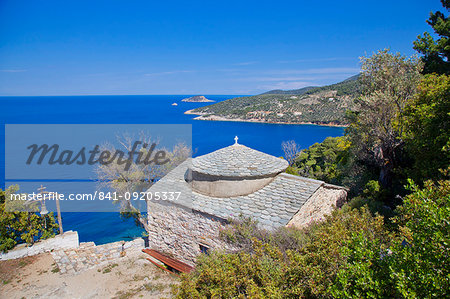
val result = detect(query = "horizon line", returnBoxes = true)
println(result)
[0,93,252,97]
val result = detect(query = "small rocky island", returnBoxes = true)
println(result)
[181,95,214,102]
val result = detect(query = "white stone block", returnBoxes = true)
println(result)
[0,231,79,260]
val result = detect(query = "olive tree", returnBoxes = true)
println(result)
[96,133,191,231]
[348,50,423,189]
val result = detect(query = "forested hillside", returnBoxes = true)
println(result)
[187,75,360,126]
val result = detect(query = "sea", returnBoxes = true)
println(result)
[0,95,344,244]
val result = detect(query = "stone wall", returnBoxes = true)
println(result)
[51,238,144,274]
[286,184,347,229]
[0,231,79,260]
[147,201,231,266]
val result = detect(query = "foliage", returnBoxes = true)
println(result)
[291,53,446,205]
[96,133,191,232]
[293,136,351,181]
[175,178,450,298]
[220,215,308,254]
[389,177,450,297]
[288,206,393,298]
[175,206,393,298]
[261,85,319,95]
[346,180,396,220]
[302,73,361,96]
[190,75,360,125]
[285,165,300,175]
[290,136,383,200]
[0,185,59,253]
[348,50,423,191]
[289,52,448,208]
[263,74,360,96]
[175,7,450,297]
[403,73,450,183]
[175,241,286,298]
[219,215,264,251]
[292,136,359,185]
[413,0,450,74]
[289,51,426,200]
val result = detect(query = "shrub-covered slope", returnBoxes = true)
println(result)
[188,75,360,126]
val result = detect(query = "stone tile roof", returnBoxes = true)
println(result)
[191,144,289,178]
[147,159,324,230]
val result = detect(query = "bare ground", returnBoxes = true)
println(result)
[0,251,178,299]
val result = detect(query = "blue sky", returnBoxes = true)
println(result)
[0,0,444,96]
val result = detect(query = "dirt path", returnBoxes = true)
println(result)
[0,251,178,298]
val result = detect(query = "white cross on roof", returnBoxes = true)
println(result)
[234,136,239,145]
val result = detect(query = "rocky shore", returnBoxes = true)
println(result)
[184,110,347,127]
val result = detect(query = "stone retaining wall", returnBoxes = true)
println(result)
[51,238,145,274]
[0,231,79,260]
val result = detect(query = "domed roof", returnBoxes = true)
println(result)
[191,142,289,178]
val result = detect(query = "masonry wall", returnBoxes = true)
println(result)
[146,201,231,266]
[286,184,347,228]
[0,230,79,260]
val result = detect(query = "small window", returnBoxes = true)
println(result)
[199,244,209,255]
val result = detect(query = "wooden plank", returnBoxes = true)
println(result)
[142,249,194,273]
[145,258,179,276]
[142,249,193,273]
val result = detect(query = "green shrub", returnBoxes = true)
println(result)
[292,136,373,197]
[174,177,450,298]
[403,74,450,183]
[220,215,309,255]
[175,207,393,298]
[285,165,300,175]
[294,136,352,184]
[389,178,450,297]
[0,185,59,253]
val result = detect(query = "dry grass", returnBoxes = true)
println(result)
[0,255,38,285]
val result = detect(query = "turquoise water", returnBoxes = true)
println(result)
[0,95,344,244]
